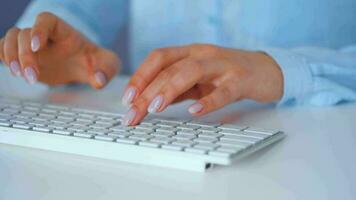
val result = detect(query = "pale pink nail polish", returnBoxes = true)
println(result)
[24,67,37,84]
[122,108,136,126]
[9,61,21,76]
[122,87,137,106]
[31,36,40,52]
[94,71,107,86]
[148,95,164,113]
[188,103,204,114]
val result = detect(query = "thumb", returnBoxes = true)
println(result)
[88,48,121,89]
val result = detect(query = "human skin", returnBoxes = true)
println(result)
[121,44,283,125]
[0,12,283,125]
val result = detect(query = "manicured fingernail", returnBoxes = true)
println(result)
[24,67,37,84]
[122,87,137,106]
[148,95,164,113]
[122,108,136,126]
[9,61,21,76]
[94,71,107,86]
[31,36,40,52]
[188,103,204,114]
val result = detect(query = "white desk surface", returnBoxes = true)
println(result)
[0,66,355,200]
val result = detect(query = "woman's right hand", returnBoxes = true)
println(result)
[0,12,120,88]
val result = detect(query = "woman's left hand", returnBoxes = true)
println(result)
[121,44,284,126]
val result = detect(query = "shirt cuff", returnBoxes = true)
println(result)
[15,0,101,45]
[259,48,313,106]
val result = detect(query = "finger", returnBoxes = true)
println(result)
[87,48,121,89]
[122,46,189,105]
[125,58,206,126]
[188,82,241,116]
[146,59,205,113]
[18,28,39,84]
[31,12,72,52]
[0,37,4,62]
[3,27,21,76]
[171,87,201,104]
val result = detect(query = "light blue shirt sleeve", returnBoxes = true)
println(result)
[262,46,356,106]
[16,0,127,48]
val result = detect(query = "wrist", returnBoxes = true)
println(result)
[244,51,284,102]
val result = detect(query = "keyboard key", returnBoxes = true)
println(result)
[208,151,232,158]
[73,132,95,139]
[222,130,269,139]
[116,138,138,145]
[176,124,200,130]
[155,127,178,133]
[172,140,195,147]
[53,129,72,136]
[173,134,196,140]
[151,131,175,137]
[220,135,260,144]
[150,136,175,144]
[129,134,152,141]
[89,123,113,129]
[130,129,153,135]
[216,146,243,154]
[157,121,180,127]
[67,125,90,132]
[12,123,32,130]
[108,131,132,138]
[244,127,278,135]
[0,121,11,127]
[176,130,200,135]
[198,127,221,133]
[193,137,218,143]
[41,108,58,114]
[70,121,93,126]
[218,124,247,131]
[184,148,207,154]
[32,126,52,133]
[94,135,116,142]
[135,124,157,130]
[59,111,77,116]
[198,132,222,139]
[187,121,221,128]
[216,140,251,148]
[161,144,183,151]
[48,123,70,130]
[193,143,219,151]
[110,125,133,131]
[87,128,110,135]
[139,141,161,148]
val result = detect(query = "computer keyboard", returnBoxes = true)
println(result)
[0,96,285,172]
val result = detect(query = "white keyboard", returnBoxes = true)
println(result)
[0,96,285,172]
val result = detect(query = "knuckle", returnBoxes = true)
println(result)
[6,27,20,36]
[201,44,220,56]
[134,95,150,110]
[37,11,55,20]
[130,71,146,88]
[149,48,167,65]
[203,96,216,108]
[191,44,220,56]
[19,28,31,36]
[190,59,204,74]
[19,52,34,64]
[157,69,171,81]
[220,85,233,100]
[165,79,181,95]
